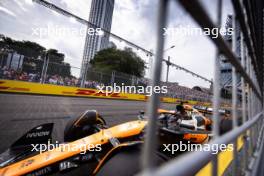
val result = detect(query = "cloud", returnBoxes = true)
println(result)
[13,0,28,12]
[0,0,233,88]
[57,0,91,19]
[24,0,34,6]
[0,6,16,17]
[111,0,158,49]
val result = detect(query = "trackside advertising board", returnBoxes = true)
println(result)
[0,80,211,106]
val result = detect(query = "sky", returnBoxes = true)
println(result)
[0,0,233,88]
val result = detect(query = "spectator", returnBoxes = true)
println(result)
[0,67,212,102]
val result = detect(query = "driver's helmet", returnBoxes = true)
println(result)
[176,102,184,114]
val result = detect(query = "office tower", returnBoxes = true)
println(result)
[80,0,115,80]
[220,15,241,89]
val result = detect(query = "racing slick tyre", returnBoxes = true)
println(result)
[64,110,106,142]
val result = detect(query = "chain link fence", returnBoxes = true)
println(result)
[0,49,214,103]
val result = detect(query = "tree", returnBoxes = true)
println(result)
[46,49,71,77]
[91,47,146,77]
[0,34,72,77]
[0,36,46,57]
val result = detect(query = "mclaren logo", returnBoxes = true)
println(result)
[26,131,50,138]
[27,166,52,176]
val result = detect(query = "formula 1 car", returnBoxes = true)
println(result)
[192,105,234,134]
[0,107,211,176]
[158,104,212,131]
[193,105,230,116]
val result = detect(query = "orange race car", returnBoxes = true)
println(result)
[0,108,211,176]
[157,104,212,131]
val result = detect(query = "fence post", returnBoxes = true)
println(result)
[99,71,103,84]
[40,51,48,84]
[166,56,170,82]
[111,71,115,86]
[212,0,222,175]
[142,0,169,172]
[0,53,4,68]
[231,13,238,176]
[241,33,248,173]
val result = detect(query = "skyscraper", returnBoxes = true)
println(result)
[80,0,115,82]
[220,15,241,89]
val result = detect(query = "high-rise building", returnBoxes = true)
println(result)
[220,15,241,89]
[80,0,115,81]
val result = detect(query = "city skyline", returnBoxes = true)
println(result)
[0,0,233,88]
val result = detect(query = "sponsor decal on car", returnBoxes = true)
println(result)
[26,131,50,138]
[20,159,35,169]
[27,166,52,176]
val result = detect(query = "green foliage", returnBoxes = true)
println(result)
[91,47,146,77]
[0,34,71,77]
[0,36,45,58]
